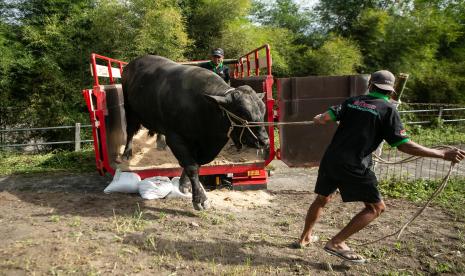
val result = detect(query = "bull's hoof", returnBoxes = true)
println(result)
[156,145,167,151]
[156,141,167,151]
[193,201,209,210]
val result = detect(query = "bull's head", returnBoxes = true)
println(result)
[207,85,270,152]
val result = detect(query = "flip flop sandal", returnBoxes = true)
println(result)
[290,236,320,249]
[324,246,366,264]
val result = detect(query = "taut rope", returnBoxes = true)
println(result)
[218,106,314,146]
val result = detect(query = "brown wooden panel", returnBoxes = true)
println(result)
[278,75,369,167]
[230,75,267,92]
[102,84,126,166]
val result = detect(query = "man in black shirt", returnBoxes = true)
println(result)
[295,70,465,263]
[200,48,230,83]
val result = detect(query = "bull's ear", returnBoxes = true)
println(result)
[256,93,265,100]
[204,94,230,105]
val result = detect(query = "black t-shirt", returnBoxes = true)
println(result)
[200,61,230,83]
[320,92,409,178]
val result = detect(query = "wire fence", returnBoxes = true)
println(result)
[0,123,93,152]
[374,104,465,181]
[398,103,465,125]
[1,104,464,181]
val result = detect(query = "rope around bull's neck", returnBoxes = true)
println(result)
[218,105,315,127]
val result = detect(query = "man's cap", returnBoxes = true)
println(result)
[211,48,224,57]
[370,70,396,92]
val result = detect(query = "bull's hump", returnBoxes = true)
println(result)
[177,67,230,95]
[136,55,176,71]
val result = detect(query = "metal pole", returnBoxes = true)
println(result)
[75,123,81,152]
[393,73,409,102]
[437,106,443,123]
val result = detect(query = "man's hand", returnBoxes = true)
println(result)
[313,112,331,125]
[443,148,465,163]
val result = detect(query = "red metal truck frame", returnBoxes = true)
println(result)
[82,45,276,188]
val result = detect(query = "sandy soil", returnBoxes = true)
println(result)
[0,162,464,275]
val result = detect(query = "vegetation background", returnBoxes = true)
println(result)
[1,0,465,136]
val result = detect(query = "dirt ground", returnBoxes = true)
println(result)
[0,160,464,275]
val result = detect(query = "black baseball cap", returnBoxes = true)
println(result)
[370,70,395,92]
[211,48,224,57]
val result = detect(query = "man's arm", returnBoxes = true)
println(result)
[397,141,465,163]
[313,111,333,125]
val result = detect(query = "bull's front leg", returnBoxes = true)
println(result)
[184,164,209,210]
[166,133,208,210]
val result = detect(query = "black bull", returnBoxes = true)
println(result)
[121,55,270,210]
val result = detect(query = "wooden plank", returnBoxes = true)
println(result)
[90,64,122,78]
[237,57,270,73]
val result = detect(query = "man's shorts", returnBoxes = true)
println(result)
[314,165,382,203]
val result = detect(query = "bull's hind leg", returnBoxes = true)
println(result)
[178,170,192,193]
[122,112,141,161]
[147,131,167,150]
[156,134,167,150]
[166,133,208,210]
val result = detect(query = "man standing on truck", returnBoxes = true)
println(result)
[201,48,230,84]
[294,70,465,263]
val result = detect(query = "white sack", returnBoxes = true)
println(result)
[166,177,192,199]
[104,169,141,194]
[138,176,173,200]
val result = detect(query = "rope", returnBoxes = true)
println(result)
[246,121,315,127]
[218,105,314,147]
[355,161,455,246]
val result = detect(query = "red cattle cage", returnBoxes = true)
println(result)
[82,45,276,190]
[82,45,371,190]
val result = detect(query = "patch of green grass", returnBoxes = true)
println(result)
[0,147,95,176]
[112,203,149,235]
[406,124,465,146]
[379,177,465,218]
[49,215,61,223]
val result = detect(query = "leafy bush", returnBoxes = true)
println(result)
[0,148,95,176]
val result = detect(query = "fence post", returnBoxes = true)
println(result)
[438,106,443,122]
[75,123,81,152]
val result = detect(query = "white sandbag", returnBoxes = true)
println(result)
[139,176,173,200]
[104,169,141,194]
[166,177,192,199]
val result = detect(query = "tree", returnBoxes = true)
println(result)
[180,0,251,59]
[350,2,465,103]
[133,2,191,61]
[251,0,312,34]
[315,0,389,36]
[301,35,363,76]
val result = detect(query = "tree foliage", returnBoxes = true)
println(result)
[1,0,465,146]
[302,35,362,76]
